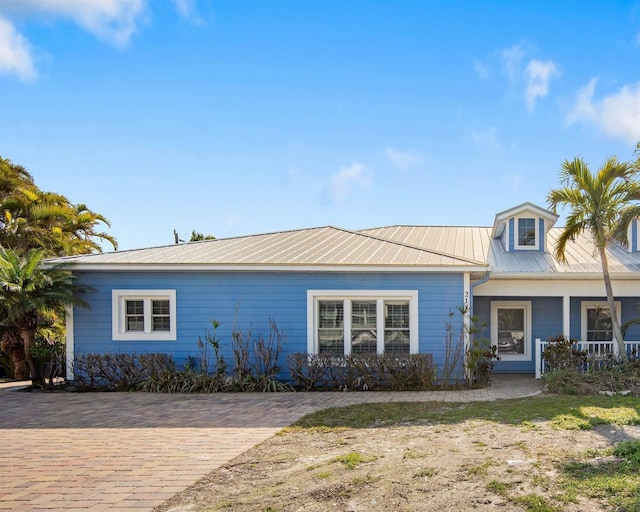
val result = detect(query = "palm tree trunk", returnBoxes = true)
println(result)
[598,246,628,361]
[1,332,29,380]
[21,328,43,386]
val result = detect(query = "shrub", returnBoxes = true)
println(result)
[227,318,292,392]
[542,335,588,372]
[287,352,435,391]
[465,336,500,388]
[141,366,225,393]
[30,337,66,387]
[73,353,174,390]
[543,362,640,396]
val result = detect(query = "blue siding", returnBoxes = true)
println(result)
[538,218,545,252]
[472,296,562,373]
[72,271,467,379]
[508,218,515,252]
[632,220,638,253]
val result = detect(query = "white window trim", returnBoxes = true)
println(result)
[490,300,532,361]
[580,301,621,342]
[112,290,177,341]
[514,216,539,251]
[307,290,419,355]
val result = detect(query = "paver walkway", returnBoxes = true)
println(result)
[0,375,541,512]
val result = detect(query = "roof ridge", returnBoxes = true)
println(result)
[334,226,487,266]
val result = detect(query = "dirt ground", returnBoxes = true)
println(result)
[156,415,640,512]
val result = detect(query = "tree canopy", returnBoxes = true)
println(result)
[0,156,116,383]
[0,156,117,256]
[547,153,640,358]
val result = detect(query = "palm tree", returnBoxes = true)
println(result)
[548,156,640,361]
[0,246,90,385]
[0,157,117,256]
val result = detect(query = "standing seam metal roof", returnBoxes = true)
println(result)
[47,224,640,275]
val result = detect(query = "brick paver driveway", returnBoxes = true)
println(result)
[0,376,541,512]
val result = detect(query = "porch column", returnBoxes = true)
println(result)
[563,294,570,338]
[463,273,471,381]
[463,273,470,351]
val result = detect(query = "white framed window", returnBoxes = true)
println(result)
[491,301,531,361]
[581,301,621,342]
[112,290,177,341]
[515,217,538,250]
[307,290,419,355]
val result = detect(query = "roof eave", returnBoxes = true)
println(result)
[60,263,490,273]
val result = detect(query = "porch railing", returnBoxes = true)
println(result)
[535,338,640,379]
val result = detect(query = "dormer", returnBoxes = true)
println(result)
[491,202,559,253]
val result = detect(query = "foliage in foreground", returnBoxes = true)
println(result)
[542,362,640,396]
[74,353,174,390]
[287,352,435,391]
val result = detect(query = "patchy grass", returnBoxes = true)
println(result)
[293,394,640,429]
[157,394,640,512]
[331,451,379,470]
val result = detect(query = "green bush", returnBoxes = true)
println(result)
[30,337,66,387]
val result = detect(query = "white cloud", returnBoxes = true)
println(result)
[329,163,371,205]
[524,59,559,112]
[499,42,559,112]
[384,147,423,171]
[566,78,640,145]
[500,43,525,82]
[0,17,36,81]
[2,0,147,47]
[171,0,204,24]
[470,127,503,152]
[172,0,193,18]
[473,59,489,80]
[0,0,150,79]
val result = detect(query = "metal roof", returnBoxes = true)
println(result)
[47,223,640,276]
[48,226,486,269]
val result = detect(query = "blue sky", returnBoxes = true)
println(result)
[1,1,639,251]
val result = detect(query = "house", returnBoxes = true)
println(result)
[51,202,640,380]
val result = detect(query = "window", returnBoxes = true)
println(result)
[491,301,531,360]
[112,290,177,341]
[384,301,410,353]
[318,300,344,356]
[351,300,377,354]
[581,302,621,342]
[308,291,418,355]
[516,218,536,248]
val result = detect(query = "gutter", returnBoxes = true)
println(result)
[470,268,492,312]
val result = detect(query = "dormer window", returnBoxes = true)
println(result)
[492,202,558,253]
[517,218,536,247]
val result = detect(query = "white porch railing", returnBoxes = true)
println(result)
[535,338,640,379]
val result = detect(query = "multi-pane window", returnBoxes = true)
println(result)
[125,300,145,332]
[318,300,344,356]
[313,293,417,355]
[351,301,377,354]
[491,301,531,360]
[113,290,176,341]
[152,300,171,332]
[517,218,536,247]
[384,301,410,353]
